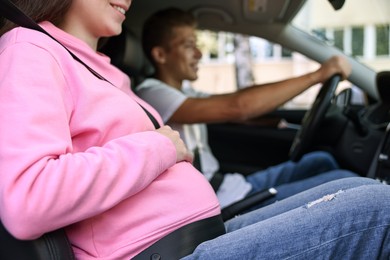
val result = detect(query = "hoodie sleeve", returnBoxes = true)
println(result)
[0,40,177,239]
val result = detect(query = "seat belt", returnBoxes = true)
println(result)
[0,0,107,82]
[0,0,161,129]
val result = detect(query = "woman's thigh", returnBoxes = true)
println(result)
[228,177,379,229]
[184,178,389,259]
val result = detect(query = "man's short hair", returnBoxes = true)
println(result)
[142,8,197,66]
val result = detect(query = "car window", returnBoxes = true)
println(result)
[293,0,390,72]
[191,0,389,110]
[192,29,353,110]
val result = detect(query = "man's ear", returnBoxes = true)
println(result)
[151,46,167,65]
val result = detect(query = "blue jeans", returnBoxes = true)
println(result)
[183,177,390,259]
[245,151,357,209]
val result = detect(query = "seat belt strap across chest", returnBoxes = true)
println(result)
[0,0,161,129]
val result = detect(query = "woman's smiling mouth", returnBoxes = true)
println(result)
[111,4,126,15]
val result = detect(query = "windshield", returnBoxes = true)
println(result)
[292,0,390,72]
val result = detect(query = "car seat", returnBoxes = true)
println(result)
[0,220,75,260]
[99,27,155,88]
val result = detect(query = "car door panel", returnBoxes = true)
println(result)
[207,109,305,175]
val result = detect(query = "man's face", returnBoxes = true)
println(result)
[163,25,202,83]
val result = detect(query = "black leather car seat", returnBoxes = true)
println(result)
[0,221,75,260]
[99,27,155,88]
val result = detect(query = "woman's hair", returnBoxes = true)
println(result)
[142,8,197,67]
[0,0,72,36]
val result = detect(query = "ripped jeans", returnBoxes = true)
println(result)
[183,177,390,259]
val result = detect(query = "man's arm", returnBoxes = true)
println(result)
[168,56,351,124]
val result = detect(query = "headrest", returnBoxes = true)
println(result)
[99,27,154,85]
[376,71,390,104]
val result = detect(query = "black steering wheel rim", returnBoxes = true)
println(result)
[289,74,341,161]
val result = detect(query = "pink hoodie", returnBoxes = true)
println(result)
[0,22,220,259]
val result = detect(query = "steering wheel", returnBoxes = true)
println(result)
[289,74,341,162]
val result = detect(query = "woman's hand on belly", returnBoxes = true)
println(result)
[156,125,194,164]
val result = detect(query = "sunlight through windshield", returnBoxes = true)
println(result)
[293,0,390,72]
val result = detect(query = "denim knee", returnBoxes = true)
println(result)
[327,169,358,178]
[302,151,339,169]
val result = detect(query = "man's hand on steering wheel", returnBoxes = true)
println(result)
[317,56,352,82]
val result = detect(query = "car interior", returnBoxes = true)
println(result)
[111,0,386,177]
[0,0,389,259]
